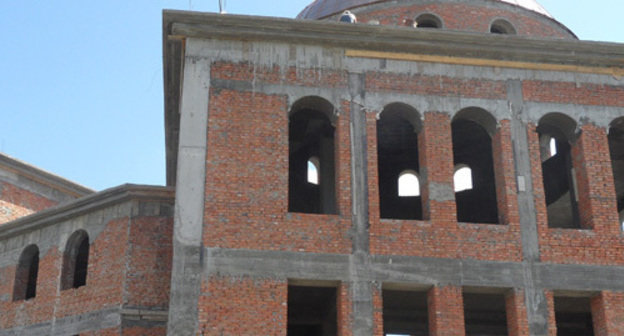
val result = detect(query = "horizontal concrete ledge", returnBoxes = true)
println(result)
[164,10,624,69]
[122,308,169,322]
[0,184,175,240]
[205,248,624,292]
[0,152,94,197]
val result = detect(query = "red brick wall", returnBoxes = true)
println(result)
[198,276,287,336]
[428,285,465,336]
[506,289,530,336]
[591,291,624,336]
[0,182,57,224]
[352,3,572,38]
[125,216,173,309]
[204,63,352,254]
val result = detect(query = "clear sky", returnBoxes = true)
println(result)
[0,1,622,191]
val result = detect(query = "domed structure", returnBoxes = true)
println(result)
[297,0,575,39]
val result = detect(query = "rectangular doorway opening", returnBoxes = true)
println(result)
[463,292,508,336]
[554,296,594,336]
[287,285,337,336]
[383,289,428,336]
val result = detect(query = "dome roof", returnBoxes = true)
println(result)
[297,0,553,20]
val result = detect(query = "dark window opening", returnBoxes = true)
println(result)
[608,119,624,230]
[415,14,442,28]
[463,292,508,336]
[383,289,428,336]
[451,109,499,224]
[538,113,580,228]
[490,19,516,35]
[287,285,337,336]
[377,104,422,220]
[13,244,39,301]
[61,230,90,290]
[554,296,594,336]
[289,97,337,214]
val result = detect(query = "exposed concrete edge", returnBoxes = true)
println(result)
[121,308,169,322]
[0,152,94,197]
[0,184,174,240]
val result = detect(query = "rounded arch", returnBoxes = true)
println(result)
[610,116,624,131]
[537,112,578,142]
[379,102,422,133]
[415,13,443,29]
[290,96,337,125]
[453,107,498,137]
[13,244,39,301]
[398,170,421,197]
[61,230,90,290]
[490,18,517,35]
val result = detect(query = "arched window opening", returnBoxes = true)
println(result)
[415,13,442,29]
[609,118,624,230]
[307,157,320,185]
[289,97,336,214]
[61,230,90,290]
[377,103,423,220]
[454,166,473,192]
[538,113,580,229]
[490,19,516,35]
[451,108,499,224]
[398,171,420,197]
[13,244,39,301]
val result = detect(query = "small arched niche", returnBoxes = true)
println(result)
[61,230,90,290]
[608,117,624,229]
[490,19,516,35]
[289,96,337,214]
[415,13,443,29]
[13,244,39,301]
[537,112,580,228]
[451,107,499,224]
[377,103,422,220]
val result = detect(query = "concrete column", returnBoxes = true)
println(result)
[347,72,373,335]
[167,40,210,336]
[507,80,551,336]
[427,285,465,336]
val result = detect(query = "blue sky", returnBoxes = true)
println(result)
[0,1,621,191]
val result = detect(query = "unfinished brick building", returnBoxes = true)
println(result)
[2,0,624,335]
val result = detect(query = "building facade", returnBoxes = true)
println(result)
[2,0,624,335]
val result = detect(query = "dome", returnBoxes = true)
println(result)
[298,0,552,19]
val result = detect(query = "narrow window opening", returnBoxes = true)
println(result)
[452,111,499,224]
[415,14,442,29]
[13,245,39,301]
[609,121,624,231]
[538,114,580,229]
[307,157,320,185]
[398,171,420,197]
[383,289,428,336]
[550,137,558,157]
[554,296,595,336]
[377,104,422,220]
[463,292,508,336]
[454,166,473,192]
[287,285,337,336]
[289,98,336,214]
[61,230,90,290]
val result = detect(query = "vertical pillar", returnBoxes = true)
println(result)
[492,121,520,226]
[419,112,456,223]
[506,289,530,336]
[591,291,624,336]
[427,285,465,336]
[167,42,210,336]
[572,125,619,233]
[544,291,557,336]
